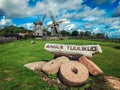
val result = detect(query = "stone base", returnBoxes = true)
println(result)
[104,75,120,90]
[24,61,46,71]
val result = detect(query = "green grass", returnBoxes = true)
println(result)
[0,39,120,90]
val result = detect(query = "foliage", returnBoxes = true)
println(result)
[0,25,32,37]
[0,25,108,39]
[60,30,71,36]
[71,30,79,36]
[84,31,91,36]
[79,31,85,36]
[59,30,108,39]
[48,74,57,79]
[95,33,106,39]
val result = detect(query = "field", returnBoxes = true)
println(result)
[0,39,120,90]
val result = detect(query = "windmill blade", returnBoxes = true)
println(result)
[57,19,67,24]
[48,10,62,37]
[53,24,60,36]
[47,24,54,28]
[48,10,53,17]
[57,20,64,24]
[48,10,56,24]
[54,26,59,35]
[38,16,41,22]
[42,14,46,23]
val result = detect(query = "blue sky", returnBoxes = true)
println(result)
[0,0,120,38]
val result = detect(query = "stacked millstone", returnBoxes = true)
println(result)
[58,56,103,86]
[24,55,103,87]
[59,61,89,86]
[78,56,103,76]
[42,56,70,75]
[24,43,104,87]
[41,56,98,86]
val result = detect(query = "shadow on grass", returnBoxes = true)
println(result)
[114,46,120,50]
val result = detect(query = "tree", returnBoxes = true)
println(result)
[79,31,85,36]
[84,31,91,36]
[0,25,32,37]
[95,33,105,39]
[60,30,70,36]
[46,31,51,36]
[71,30,79,36]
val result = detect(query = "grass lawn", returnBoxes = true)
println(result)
[0,39,120,90]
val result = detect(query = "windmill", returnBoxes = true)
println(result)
[47,11,64,37]
[33,14,46,37]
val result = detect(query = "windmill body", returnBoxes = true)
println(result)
[33,14,46,37]
[33,21,44,37]
[51,23,60,36]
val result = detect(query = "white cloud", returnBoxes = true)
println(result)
[19,22,33,30]
[61,6,105,20]
[59,19,77,31]
[108,30,120,38]
[98,17,120,30]
[65,24,76,30]
[92,28,100,33]
[77,7,105,19]
[0,0,83,18]
[0,0,30,18]
[83,16,100,21]
[110,22,120,29]
[46,21,52,25]
[0,16,12,28]
[82,17,120,34]
[77,29,85,32]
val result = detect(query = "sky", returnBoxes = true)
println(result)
[0,0,120,38]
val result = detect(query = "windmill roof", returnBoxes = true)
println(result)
[34,21,42,25]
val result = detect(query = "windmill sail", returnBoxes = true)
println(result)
[48,10,61,37]
[42,14,46,23]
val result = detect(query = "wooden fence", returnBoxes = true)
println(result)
[65,36,120,43]
[0,37,17,44]
[0,36,119,44]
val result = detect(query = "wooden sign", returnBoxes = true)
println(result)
[44,43,102,57]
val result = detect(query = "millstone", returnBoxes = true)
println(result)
[79,55,103,76]
[59,61,89,87]
[24,61,46,71]
[55,56,70,63]
[42,56,70,75]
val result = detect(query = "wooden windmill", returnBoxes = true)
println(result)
[33,14,46,37]
[47,11,63,37]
